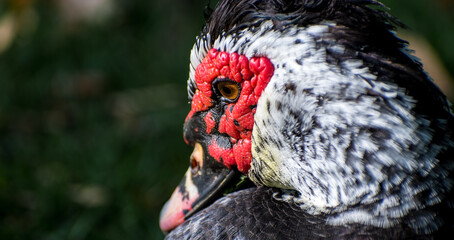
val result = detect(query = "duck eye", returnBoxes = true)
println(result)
[215,80,240,101]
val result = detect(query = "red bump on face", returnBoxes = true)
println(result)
[233,139,252,173]
[208,138,236,167]
[186,49,274,174]
[204,112,216,134]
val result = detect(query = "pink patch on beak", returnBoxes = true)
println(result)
[159,172,200,232]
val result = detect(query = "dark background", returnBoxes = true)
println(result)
[0,0,453,239]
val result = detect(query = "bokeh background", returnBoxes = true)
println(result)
[0,0,453,239]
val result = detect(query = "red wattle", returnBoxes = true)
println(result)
[186,49,274,174]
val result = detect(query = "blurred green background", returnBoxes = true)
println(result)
[0,0,452,239]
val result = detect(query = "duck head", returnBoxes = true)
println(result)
[159,46,274,232]
[160,0,454,234]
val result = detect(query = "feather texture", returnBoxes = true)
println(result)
[166,187,434,239]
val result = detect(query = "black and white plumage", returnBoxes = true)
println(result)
[161,0,454,239]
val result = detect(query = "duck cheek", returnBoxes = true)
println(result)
[159,168,199,233]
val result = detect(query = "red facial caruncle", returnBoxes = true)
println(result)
[185,49,274,174]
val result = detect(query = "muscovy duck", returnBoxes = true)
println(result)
[159,0,454,239]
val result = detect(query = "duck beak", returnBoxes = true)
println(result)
[159,143,241,233]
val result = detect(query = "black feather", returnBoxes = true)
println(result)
[202,0,402,44]
[165,187,433,239]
